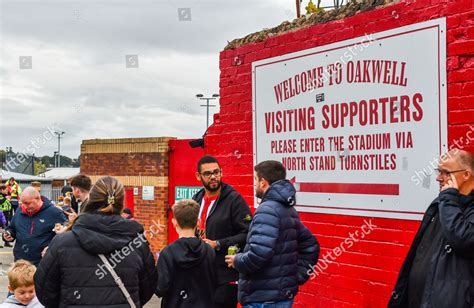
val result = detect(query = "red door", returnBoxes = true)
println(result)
[124,188,135,215]
[168,139,204,244]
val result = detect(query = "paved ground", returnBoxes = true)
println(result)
[0,246,161,307]
[0,248,11,300]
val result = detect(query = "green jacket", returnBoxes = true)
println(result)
[0,194,11,211]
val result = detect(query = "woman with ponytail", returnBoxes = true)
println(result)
[34,176,158,307]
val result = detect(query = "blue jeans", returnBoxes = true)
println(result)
[243,299,294,308]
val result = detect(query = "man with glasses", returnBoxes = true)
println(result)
[389,149,474,308]
[193,155,252,308]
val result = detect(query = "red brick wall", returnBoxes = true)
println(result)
[130,184,169,253]
[81,140,171,253]
[81,153,167,177]
[207,0,474,306]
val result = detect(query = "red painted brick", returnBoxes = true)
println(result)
[448,94,474,109]
[460,10,474,27]
[462,81,474,95]
[448,40,474,56]
[448,83,462,96]
[449,109,474,124]
[461,56,474,68]
[208,0,474,306]
[446,14,461,29]
[449,68,474,82]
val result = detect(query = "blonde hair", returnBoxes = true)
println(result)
[7,260,36,290]
[64,196,71,205]
[83,176,124,214]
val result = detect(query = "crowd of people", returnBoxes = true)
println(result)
[0,149,472,307]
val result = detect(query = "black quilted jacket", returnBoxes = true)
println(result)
[34,212,158,307]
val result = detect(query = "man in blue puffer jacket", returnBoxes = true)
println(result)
[225,160,319,308]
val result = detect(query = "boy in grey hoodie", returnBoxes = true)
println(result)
[1,260,43,308]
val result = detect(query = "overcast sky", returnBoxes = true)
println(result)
[0,0,334,158]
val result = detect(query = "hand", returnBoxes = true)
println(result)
[225,255,235,268]
[3,231,13,242]
[64,210,78,223]
[202,239,217,249]
[41,246,48,257]
[53,223,67,234]
[441,173,459,191]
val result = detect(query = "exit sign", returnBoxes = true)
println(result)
[175,186,201,201]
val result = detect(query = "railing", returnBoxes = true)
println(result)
[41,187,63,204]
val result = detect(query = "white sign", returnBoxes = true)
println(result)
[252,18,447,220]
[133,187,139,195]
[142,186,155,200]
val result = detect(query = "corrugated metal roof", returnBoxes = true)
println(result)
[0,169,52,182]
[38,167,80,180]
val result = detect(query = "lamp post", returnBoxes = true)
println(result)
[196,93,219,129]
[54,131,65,167]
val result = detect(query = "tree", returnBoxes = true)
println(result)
[0,150,5,169]
[59,156,73,167]
[72,156,80,167]
[41,156,52,168]
[34,160,47,176]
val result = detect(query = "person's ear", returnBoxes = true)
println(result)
[172,218,177,228]
[7,285,13,293]
[195,172,201,182]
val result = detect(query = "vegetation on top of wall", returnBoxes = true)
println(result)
[224,0,398,50]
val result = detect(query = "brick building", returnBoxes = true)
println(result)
[80,137,173,253]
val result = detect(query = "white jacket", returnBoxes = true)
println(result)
[0,296,44,308]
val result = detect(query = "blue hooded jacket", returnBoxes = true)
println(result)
[234,180,319,304]
[6,196,67,265]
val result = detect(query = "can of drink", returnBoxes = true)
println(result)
[228,245,238,255]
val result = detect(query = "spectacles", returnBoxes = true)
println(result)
[200,169,221,178]
[434,168,466,177]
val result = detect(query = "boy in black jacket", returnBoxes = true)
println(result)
[155,199,216,308]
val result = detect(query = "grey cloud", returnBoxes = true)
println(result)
[1,0,331,158]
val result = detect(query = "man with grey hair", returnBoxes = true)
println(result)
[2,187,67,265]
[389,149,474,308]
